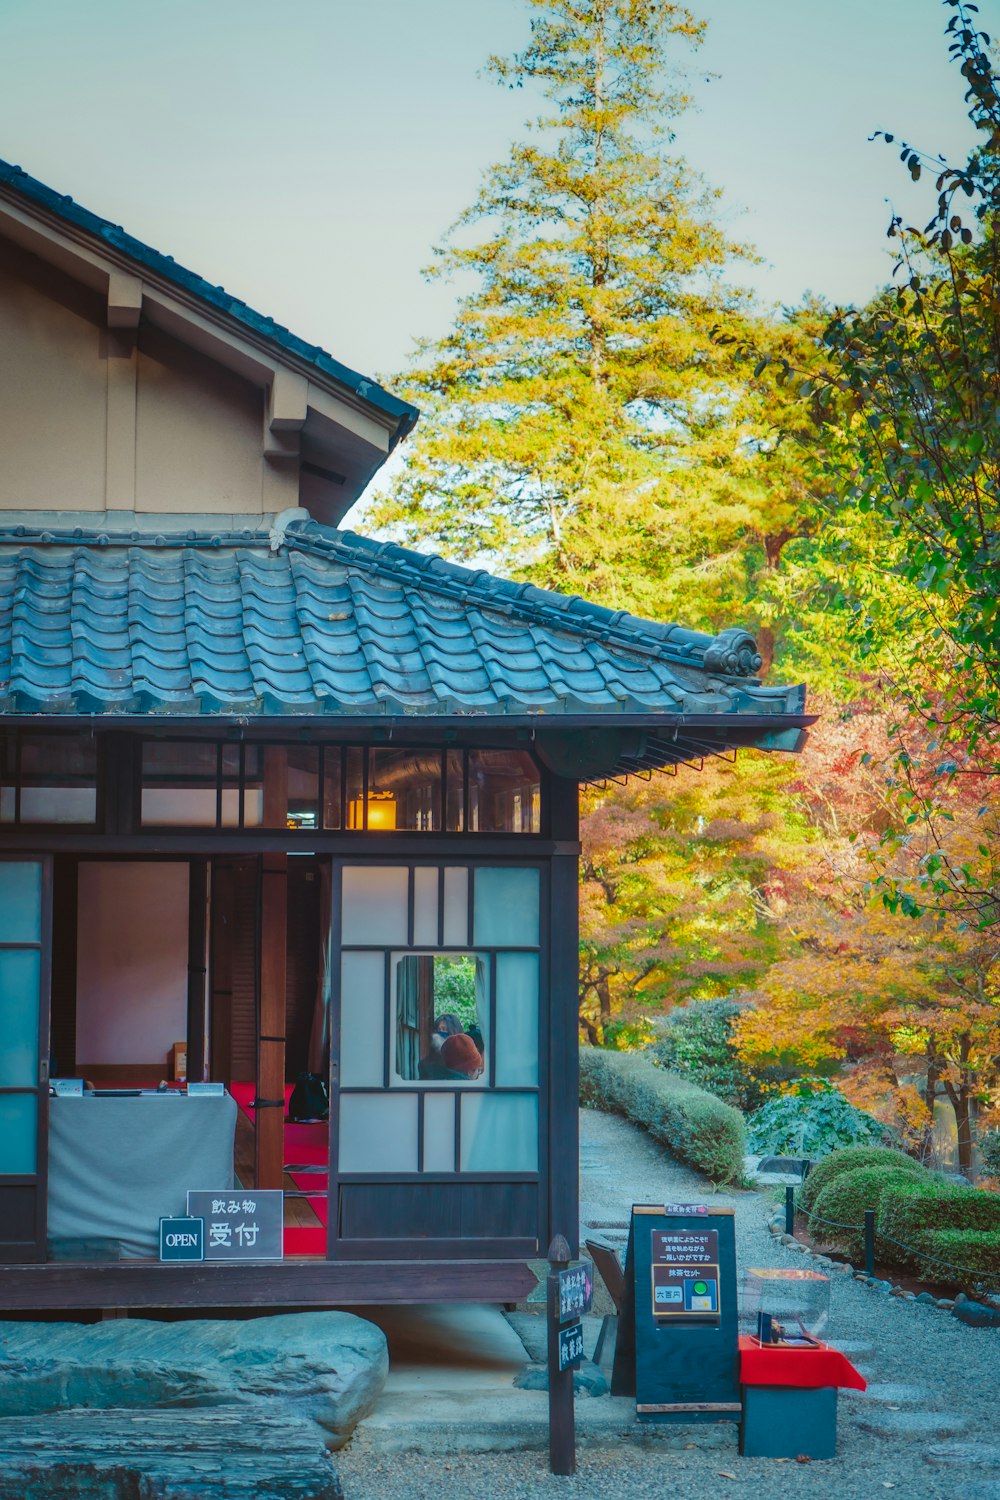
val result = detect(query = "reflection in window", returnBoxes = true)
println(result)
[395,953,487,1084]
[468,750,540,832]
[364,749,442,831]
[141,741,218,826]
[11,733,98,824]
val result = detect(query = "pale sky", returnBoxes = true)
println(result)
[0,0,980,381]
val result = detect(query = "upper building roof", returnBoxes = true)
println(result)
[0,157,418,447]
[0,517,809,777]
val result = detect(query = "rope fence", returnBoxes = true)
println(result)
[781,1185,999,1292]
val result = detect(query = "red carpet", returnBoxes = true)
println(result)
[230,1082,329,1257]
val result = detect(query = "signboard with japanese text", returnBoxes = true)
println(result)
[611,1203,740,1425]
[557,1264,593,1323]
[186,1190,283,1261]
[558,1321,584,1371]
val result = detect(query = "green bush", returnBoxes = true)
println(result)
[810,1165,927,1262]
[877,1180,1000,1273]
[978,1130,1000,1178]
[923,1228,1000,1281]
[651,999,794,1113]
[799,1145,924,1214]
[748,1080,893,1159]
[579,1047,745,1185]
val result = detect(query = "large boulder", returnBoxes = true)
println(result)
[0,1311,387,1448]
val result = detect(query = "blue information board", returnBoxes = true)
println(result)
[611,1203,740,1423]
[159,1216,205,1262]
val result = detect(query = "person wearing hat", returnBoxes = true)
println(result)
[440,1032,484,1081]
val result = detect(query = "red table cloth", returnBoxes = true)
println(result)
[738,1335,867,1391]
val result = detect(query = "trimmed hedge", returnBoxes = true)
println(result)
[579,1047,745,1185]
[799,1145,923,1214]
[924,1229,1000,1280]
[811,1165,927,1262]
[877,1181,1000,1272]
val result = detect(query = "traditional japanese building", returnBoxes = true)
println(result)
[0,159,810,1310]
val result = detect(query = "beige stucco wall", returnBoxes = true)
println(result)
[0,241,108,509]
[0,237,272,517]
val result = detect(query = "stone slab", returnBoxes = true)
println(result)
[0,1403,342,1499]
[0,1311,387,1449]
[925,1442,1000,1469]
[349,1389,736,1455]
[845,1382,932,1408]
[855,1409,968,1439]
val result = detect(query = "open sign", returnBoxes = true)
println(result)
[159,1216,205,1262]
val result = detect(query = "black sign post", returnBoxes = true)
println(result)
[546,1233,587,1475]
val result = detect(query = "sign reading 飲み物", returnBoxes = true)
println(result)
[186,1190,284,1261]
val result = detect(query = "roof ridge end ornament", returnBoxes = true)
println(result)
[701,626,764,679]
[268,507,310,554]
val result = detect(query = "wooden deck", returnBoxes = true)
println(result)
[0,1257,538,1311]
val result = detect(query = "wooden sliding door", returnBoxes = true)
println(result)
[0,857,51,1262]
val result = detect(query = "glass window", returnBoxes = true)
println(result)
[367,749,442,832]
[19,734,97,824]
[445,749,464,832]
[0,731,15,823]
[220,743,241,827]
[345,747,365,829]
[474,867,540,947]
[141,741,218,826]
[323,747,343,830]
[393,953,488,1085]
[342,865,408,945]
[0,1095,37,1175]
[461,1093,538,1172]
[0,862,42,943]
[339,1093,418,1173]
[468,750,541,832]
[255,745,320,829]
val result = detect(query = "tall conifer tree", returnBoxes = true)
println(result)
[370,0,805,622]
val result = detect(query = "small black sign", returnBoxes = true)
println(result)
[159,1216,204,1262]
[186,1190,284,1261]
[557,1264,593,1323]
[558,1321,584,1371]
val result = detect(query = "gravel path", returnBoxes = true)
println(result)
[338,1107,1000,1500]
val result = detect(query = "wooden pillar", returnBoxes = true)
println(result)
[209,861,235,1085]
[186,858,209,1084]
[548,775,581,1256]
[256,749,288,1190]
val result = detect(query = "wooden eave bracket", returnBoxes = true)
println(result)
[107,271,142,329]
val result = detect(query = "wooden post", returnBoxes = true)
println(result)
[864,1208,876,1278]
[546,1233,576,1476]
[785,1184,795,1236]
[256,748,288,1191]
[186,858,209,1084]
[548,776,580,1255]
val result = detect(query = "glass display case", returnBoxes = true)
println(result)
[741,1266,830,1344]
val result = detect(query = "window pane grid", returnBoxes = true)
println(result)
[0,730,98,826]
[138,742,544,833]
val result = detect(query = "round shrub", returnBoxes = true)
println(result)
[978,1130,1000,1178]
[748,1081,893,1160]
[810,1165,927,1262]
[799,1145,924,1213]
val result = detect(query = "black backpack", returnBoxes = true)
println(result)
[287,1071,329,1122]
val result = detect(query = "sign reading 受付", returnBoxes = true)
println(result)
[558,1321,584,1371]
[159,1216,204,1262]
[186,1189,284,1261]
[557,1264,593,1323]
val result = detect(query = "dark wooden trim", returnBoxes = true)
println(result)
[547,777,580,1257]
[0,831,560,856]
[0,1258,538,1310]
[186,858,209,1083]
[257,838,287,1190]
[331,1237,539,1261]
[326,861,343,1259]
